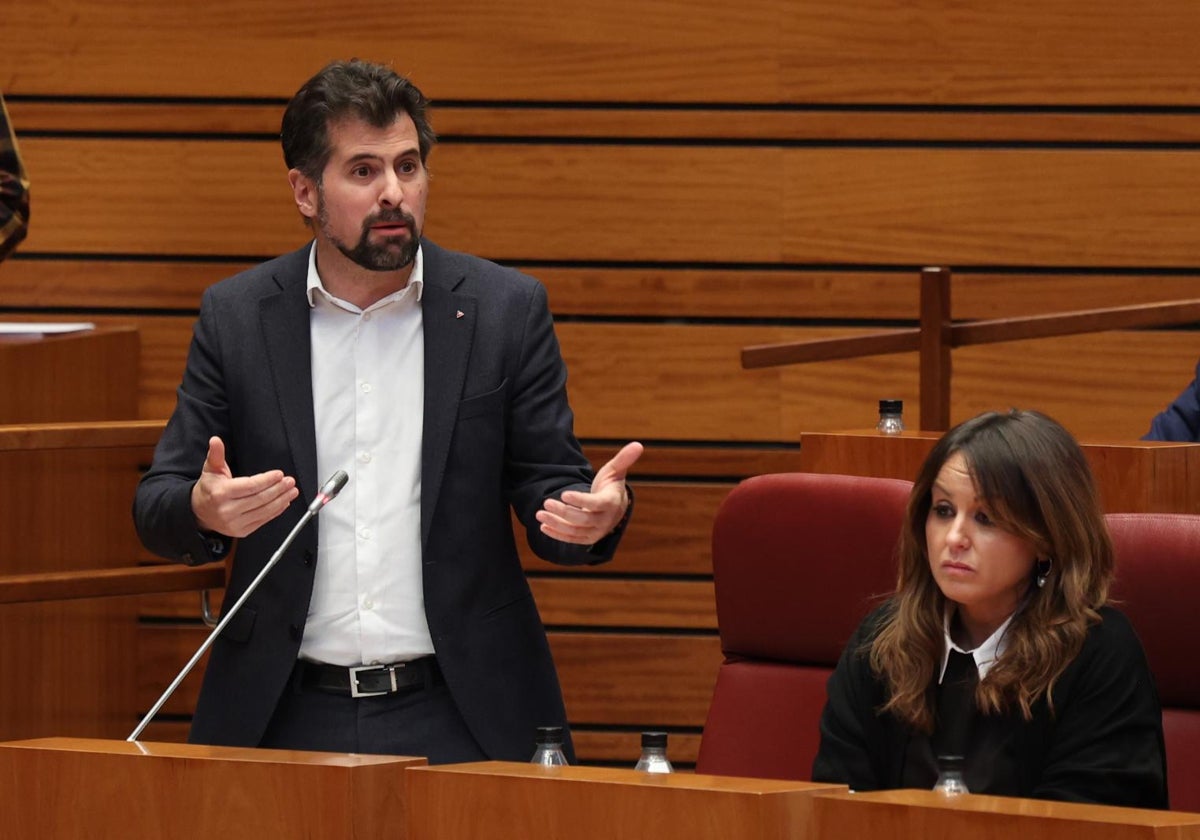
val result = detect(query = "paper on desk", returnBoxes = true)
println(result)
[0,322,96,336]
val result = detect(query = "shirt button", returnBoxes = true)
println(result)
[360,528,372,540]
[359,451,371,463]
[361,382,372,393]
[363,598,374,611]
[363,313,372,322]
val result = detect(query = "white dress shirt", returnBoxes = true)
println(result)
[938,605,1020,683]
[298,243,435,666]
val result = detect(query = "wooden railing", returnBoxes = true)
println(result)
[0,563,222,605]
[742,267,1200,430]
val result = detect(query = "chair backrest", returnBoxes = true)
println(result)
[1106,512,1200,812]
[695,472,913,779]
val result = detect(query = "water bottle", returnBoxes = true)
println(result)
[634,731,673,774]
[933,754,968,796]
[530,725,568,766]
[876,399,905,435]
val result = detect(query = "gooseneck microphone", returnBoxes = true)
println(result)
[127,470,349,742]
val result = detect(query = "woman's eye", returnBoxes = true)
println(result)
[975,511,993,526]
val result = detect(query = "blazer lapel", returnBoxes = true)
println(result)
[259,246,319,501]
[420,244,476,547]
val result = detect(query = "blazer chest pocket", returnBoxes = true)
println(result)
[458,379,508,421]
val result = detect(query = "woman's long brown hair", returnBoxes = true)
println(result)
[869,409,1113,732]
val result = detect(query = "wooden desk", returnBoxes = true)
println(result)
[0,326,138,423]
[0,737,424,840]
[406,761,845,840]
[799,430,1200,514]
[813,789,1200,840]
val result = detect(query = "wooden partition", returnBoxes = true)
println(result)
[0,738,423,840]
[406,761,843,840]
[813,789,1200,840]
[0,327,139,424]
[0,423,162,741]
[799,431,1200,514]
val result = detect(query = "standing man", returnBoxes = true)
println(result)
[134,59,641,764]
[0,93,30,261]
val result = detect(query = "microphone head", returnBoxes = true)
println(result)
[323,470,349,500]
[308,470,349,513]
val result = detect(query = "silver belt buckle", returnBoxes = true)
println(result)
[349,664,398,698]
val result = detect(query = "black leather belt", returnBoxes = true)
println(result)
[297,657,443,698]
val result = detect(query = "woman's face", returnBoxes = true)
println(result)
[926,452,1039,645]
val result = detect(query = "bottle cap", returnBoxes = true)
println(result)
[535,725,564,745]
[879,399,903,414]
[641,731,668,749]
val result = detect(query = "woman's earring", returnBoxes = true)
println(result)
[1036,558,1053,589]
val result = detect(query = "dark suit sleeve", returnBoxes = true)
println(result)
[132,287,233,565]
[812,610,888,791]
[1144,358,1200,442]
[0,95,29,262]
[1032,608,1168,809]
[504,281,630,566]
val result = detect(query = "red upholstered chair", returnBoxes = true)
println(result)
[1107,512,1200,812]
[695,472,913,779]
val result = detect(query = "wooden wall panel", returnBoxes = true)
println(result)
[16,314,1187,441]
[8,1,1200,105]
[6,258,1199,322]
[18,139,1200,268]
[530,579,716,630]
[551,633,722,727]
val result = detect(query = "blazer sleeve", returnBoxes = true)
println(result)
[132,287,234,565]
[1032,608,1169,809]
[503,280,631,566]
[812,608,889,791]
[1144,358,1200,442]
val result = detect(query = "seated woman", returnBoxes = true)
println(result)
[812,409,1168,808]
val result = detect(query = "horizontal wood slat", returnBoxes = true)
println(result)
[141,579,719,629]
[0,564,223,605]
[7,258,1200,322]
[15,100,1200,144]
[0,421,160,452]
[551,633,722,727]
[7,1,1200,105]
[529,579,716,629]
[20,138,1200,267]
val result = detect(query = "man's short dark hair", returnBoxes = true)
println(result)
[281,59,437,182]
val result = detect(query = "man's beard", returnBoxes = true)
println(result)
[317,193,420,272]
